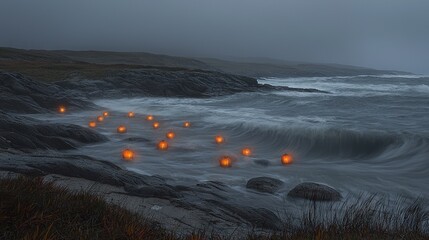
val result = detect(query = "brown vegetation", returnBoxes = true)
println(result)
[1,177,427,239]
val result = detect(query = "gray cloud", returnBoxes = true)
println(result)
[1,0,428,73]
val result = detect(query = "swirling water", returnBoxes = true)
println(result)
[38,75,429,200]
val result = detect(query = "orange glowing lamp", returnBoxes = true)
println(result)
[128,112,135,118]
[58,105,66,113]
[117,125,127,133]
[166,131,175,139]
[103,111,109,117]
[281,153,293,165]
[183,121,191,128]
[215,135,225,144]
[219,156,232,168]
[241,148,252,157]
[146,115,154,121]
[88,121,97,128]
[157,140,168,150]
[97,116,104,122]
[122,149,135,161]
[153,122,160,129]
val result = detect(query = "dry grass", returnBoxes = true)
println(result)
[250,194,429,240]
[1,177,428,240]
[0,177,177,240]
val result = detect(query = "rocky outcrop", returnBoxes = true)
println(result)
[287,182,342,201]
[246,177,284,194]
[55,69,259,98]
[0,111,107,151]
[1,69,326,113]
[56,69,327,99]
[0,152,282,231]
[0,71,94,113]
[0,153,165,187]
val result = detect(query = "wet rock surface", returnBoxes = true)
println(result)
[0,69,328,233]
[0,111,107,151]
[55,69,327,98]
[0,71,94,113]
[0,152,283,230]
[288,182,342,201]
[56,69,258,98]
[1,69,326,112]
[246,177,284,194]
[0,153,164,186]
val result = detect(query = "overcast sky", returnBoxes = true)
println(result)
[1,0,428,73]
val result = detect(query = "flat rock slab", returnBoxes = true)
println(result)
[246,177,284,194]
[0,152,283,231]
[287,182,342,201]
[0,71,94,113]
[0,111,107,151]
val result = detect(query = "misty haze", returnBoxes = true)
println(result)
[0,1,428,239]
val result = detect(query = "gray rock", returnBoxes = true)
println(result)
[55,69,327,99]
[203,199,282,230]
[253,159,271,167]
[0,153,163,187]
[56,69,259,98]
[246,177,284,194]
[0,71,94,113]
[287,182,342,201]
[0,111,107,151]
[124,184,182,199]
[0,152,283,230]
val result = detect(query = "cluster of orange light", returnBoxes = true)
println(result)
[281,153,293,165]
[88,121,97,128]
[241,148,252,157]
[117,125,127,133]
[122,149,135,161]
[60,106,293,167]
[128,112,135,118]
[166,131,175,139]
[58,105,66,113]
[85,111,110,129]
[157,140,169,150]
[215,135,225,144]
[219,156,232,168]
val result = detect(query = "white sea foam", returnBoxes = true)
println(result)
[30,74,429,200]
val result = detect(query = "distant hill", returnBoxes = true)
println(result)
[199,58,407,78]
[0,47,407,82]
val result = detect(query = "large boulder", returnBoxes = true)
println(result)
[246,177,284,194]
[287,182,342,201]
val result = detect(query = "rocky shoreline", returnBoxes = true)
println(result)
[0,69,340,235]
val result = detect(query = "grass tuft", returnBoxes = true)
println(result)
[0,177,175,240]
[1,177,428,239]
